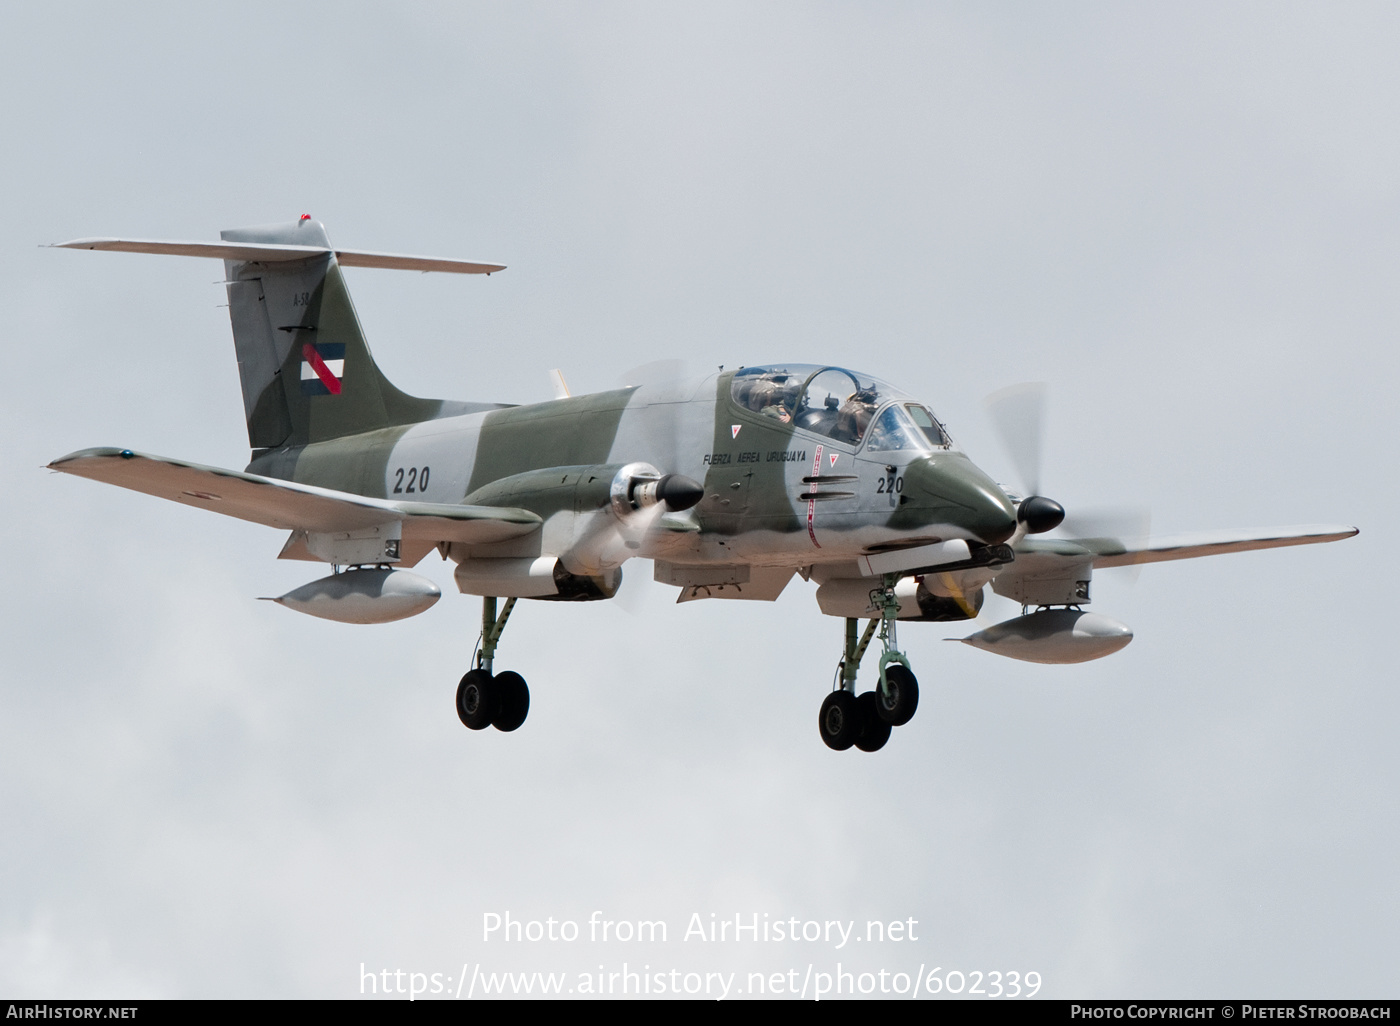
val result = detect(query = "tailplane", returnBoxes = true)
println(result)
[54,219,505,451]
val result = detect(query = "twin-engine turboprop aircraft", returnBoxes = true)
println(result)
[48,218,1358,751]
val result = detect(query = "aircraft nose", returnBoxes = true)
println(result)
[902,454,1017,546]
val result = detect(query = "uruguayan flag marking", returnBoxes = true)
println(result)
[300,342,346,395]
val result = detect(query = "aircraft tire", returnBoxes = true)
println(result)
[456,669,496,730]
[818,690,862,751]
[875,664,919,726]
[492,671,530,732]
[855,692,892,752]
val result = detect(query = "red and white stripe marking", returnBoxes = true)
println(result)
[301,343,343,394]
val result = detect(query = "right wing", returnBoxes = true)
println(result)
[48,447,541,563]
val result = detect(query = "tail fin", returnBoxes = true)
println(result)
[223,219,435,450]
[53,220,505,451]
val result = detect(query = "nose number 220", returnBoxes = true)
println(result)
[875,474,903,495]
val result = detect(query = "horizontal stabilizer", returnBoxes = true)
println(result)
[51,237,505,274]
[48,448,540,557]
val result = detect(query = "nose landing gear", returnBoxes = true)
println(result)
[819,575,921,752]
[456,596,532,733]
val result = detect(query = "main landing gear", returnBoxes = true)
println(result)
[456,596,531,733]
[819,574,920,753]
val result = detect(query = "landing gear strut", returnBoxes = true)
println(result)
[456,596,531,733]
[819,573,920,752]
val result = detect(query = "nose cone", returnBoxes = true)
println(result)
[900,454,1017,545]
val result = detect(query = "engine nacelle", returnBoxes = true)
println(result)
[454,556,621,601]
[462,463,703,521]
[268,568,440,624]
[960,609,1132,664]
[458,462,703,575]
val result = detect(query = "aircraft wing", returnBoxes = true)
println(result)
[1014,524,1358,568]
[47,447,541,547]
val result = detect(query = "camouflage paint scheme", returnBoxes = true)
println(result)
[190,220,1010,607]
[48,220,1357,624]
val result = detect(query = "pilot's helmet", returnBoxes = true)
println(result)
[750,380,779,410]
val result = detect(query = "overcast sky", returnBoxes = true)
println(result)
[1,2,1395,999]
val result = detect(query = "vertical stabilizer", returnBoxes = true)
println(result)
[221,219,441,450]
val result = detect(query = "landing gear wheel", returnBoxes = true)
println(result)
[491,671,530,732]
[875,664,919,726]
[855,692,892,752]
[456,669,496,730]
[819,690,862,751]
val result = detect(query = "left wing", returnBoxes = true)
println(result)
[1009,524,1357,568]
[1076,525,1355,568]
[991,524,1357,607]
[48,447,541,564]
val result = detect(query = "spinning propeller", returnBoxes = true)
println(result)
[983,381,1149,558]
[942,382,1153,623]
[596,362,706,598]
[546,361,701,583]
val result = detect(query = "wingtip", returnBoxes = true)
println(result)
[48,446,136,469]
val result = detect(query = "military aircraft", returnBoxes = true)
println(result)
[47,218,1358,752]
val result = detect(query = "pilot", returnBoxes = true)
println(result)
[834,395,876,443]
[760,399,793,423]
[745,379,779,414]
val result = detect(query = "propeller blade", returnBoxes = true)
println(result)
[984,381,1046,497]
[931,570,983,620]
[1059,506,1152,546]
[592,499,667,571]
[619,360,691,476]
[618,359,688,390]
[611,560,658,616]
[1057,505,1153,583]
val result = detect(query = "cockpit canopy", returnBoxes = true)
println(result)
[730,365,951,451]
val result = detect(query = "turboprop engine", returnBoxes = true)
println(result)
[960,608,1132,664]
[451,462,705,595]
[557,461,702,575]
[268,567,441,624]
